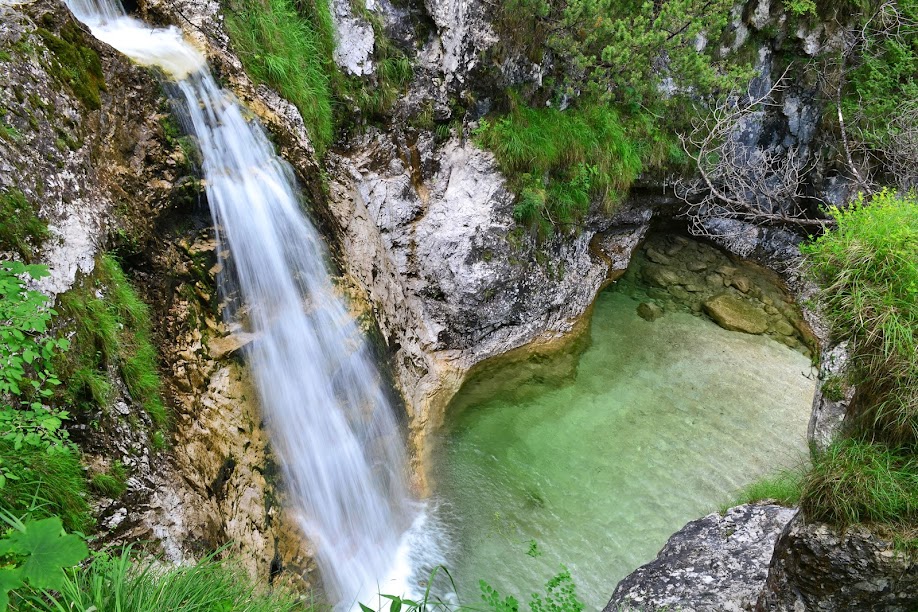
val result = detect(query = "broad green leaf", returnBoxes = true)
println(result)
[0,517,88,590]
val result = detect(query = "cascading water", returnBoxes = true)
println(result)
[64,1,442,606]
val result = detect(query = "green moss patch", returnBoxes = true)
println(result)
[0,189,49,260]
[36,22,105,111]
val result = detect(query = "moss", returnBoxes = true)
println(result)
[35,22,105,110]
[0,189,49,260]
[56,255,169,432]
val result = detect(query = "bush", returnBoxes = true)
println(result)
[802,189,918,444]
[224,0,335,154]
[800,439,918,538]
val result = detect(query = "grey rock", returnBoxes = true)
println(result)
[807,342,851,451]
[329,0,376,76]
[605,503,796,612]
[758,514,918,611]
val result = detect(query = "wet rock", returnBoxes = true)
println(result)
[758,514,918,611]
[706,273,725,287]
[208,332,257,360]
[687,260,709,272]
[605,503,796,612]
[643,264,684,288]
[637,302,664,322]
[669,286,690,301]
[731,276,752,293]
[703,294,769,335]
[646,247,670,265]
[773,319,795,337]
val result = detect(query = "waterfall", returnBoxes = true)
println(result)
[65,2,440,607]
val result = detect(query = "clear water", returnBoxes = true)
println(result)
[63,3,444,607]
[434,289,816,609]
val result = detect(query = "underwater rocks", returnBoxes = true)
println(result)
[703,294,769,335]
[624,234,814,355]
[606,503,796,612]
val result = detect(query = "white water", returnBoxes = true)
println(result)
[64,2,442,606]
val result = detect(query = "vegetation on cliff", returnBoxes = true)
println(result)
[801,189,918,543]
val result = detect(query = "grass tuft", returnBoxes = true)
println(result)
[0,441,90,533]
[802,189,918,445]
[224,0,335,154]
[57,255,169,430]
[800,439,918,540]
[18,548,312,612]
[724,469,804,512]
[474,100,643,235]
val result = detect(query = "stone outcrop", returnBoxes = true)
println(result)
[327,130,649,485]
[605,504,797,612]
[757,514,918,611]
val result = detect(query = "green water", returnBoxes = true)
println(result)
[433,290,816,609]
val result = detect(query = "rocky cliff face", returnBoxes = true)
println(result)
[1,0,313,588]
[757,514,918,611]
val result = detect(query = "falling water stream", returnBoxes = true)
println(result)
[63,2,438,607]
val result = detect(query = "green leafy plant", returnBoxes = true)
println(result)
[0,512,89,611]
[0,262,71,454]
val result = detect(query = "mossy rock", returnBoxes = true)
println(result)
[703,293,768,335]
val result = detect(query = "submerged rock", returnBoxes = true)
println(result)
[703,294,769,335]
[637,302,664,322]
[606,503,796,612]
[758,514,918,611]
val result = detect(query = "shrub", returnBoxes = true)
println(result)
[802,189,918,444]
[224,0,335,154]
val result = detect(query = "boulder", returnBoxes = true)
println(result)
[757,514,918,611]
[703,294,769,334]
[605,504,796,612]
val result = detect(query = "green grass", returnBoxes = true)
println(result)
[90,461,128,499]
[800,439,918,541]
[57,255,169,430]
[224,0,335,154]
[0,189,49,260]
[13,548,314,612]
[724,469,804,511]
[802,189,918,445]
[0,441,90,533]
[474,101,643,234]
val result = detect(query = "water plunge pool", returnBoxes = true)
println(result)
[431,234,817,609]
